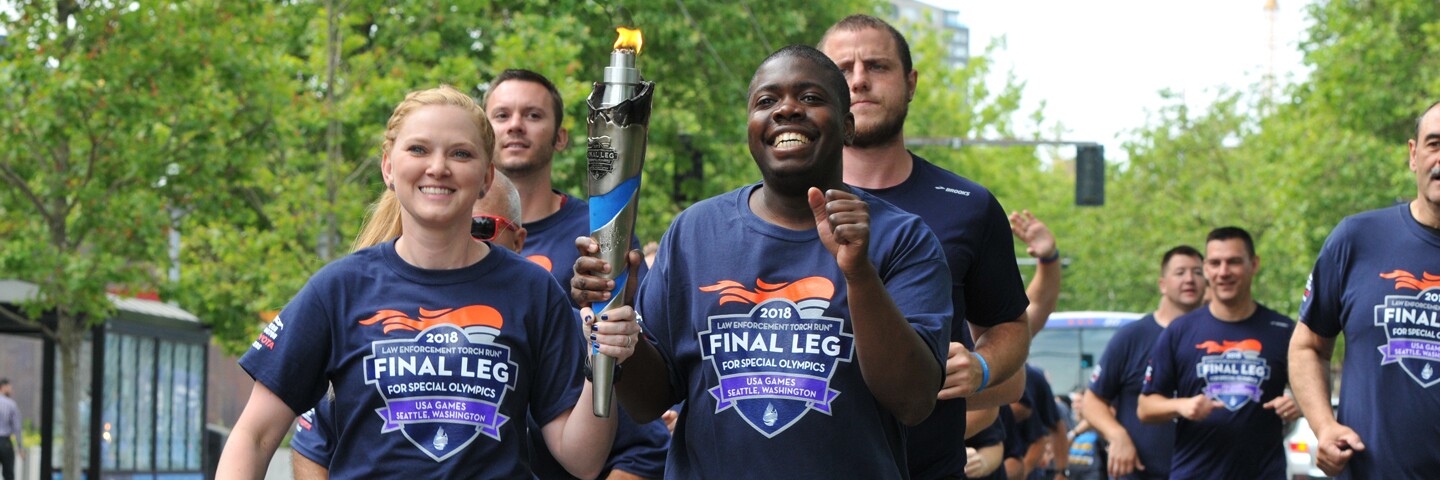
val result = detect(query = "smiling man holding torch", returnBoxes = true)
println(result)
[573,45,951,479]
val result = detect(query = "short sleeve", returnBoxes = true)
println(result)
[1089,327,1132,401]
[238,279,334,416]
[1298,222,1350,338]
[291,403,335,467]
[1140,326,1177,397]
[529,284,587,427]
[635,231,687,403]
[963,196,1029,328]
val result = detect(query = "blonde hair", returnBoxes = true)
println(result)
[351,85,494,252]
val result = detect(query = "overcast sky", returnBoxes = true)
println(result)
[934,0,1315,160]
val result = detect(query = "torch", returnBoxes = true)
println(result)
[586,27,654,418]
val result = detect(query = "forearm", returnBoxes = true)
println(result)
[217,383,297,480]
[1289,324,1339,431]
[966,408,999,439]
[967,366,1026,408]
[977,443,1005,476]
[1051,422,1070,470]
[1025,262,1062,337]
[846,264,941,425]
[614,341,677,423]
[550,381,620,480]
[973,317,1030,389]
[291,452,329,480]
[1081,391,1129,443]
[1136,393,1180,423]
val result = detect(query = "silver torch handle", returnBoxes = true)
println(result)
[586,46,653,418]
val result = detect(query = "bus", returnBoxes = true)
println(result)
[1027,311,1144,394]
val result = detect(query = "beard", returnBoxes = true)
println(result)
[851,106,907,148]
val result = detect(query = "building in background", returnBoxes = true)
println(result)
[888,0,969,67]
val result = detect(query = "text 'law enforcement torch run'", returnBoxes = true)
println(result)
[586,27,654,418]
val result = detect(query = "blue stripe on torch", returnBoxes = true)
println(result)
[588,175,641,232]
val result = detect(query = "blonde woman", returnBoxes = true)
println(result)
[217,86,632,479]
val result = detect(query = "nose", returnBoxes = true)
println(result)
[499,115,524,135]
[771,96,803,123]
[846,64,868,93]
[424,151,450,177]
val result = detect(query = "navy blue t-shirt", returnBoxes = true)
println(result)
[1017,364,1060,446]
[638,183,952,479]
[520,192,649,304]
[1087,314,1173,479]
[240,241,584,479]
[1141,304,1294,480]
[857,153,1029,480]
[1298,204,1440,479]
[291,401,336,467]
[963,414,1005,480]
[519,191,667,480]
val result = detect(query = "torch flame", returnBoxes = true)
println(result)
[614,27,643,54]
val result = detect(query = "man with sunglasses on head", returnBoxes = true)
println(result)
[485,69,668,480]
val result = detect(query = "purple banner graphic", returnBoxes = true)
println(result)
[377,398,508,438]
[1379,339,1440,364]
[1204,382,1260,402]
[710,374,839,413]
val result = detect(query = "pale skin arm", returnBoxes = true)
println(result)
[291,451,328,480]
[965,444,1006,478]
[809,188,940,425]
[1009,210,1060,337]
[1137,392,1222,424]
[941,318,1030,404]
[1081,389,1143,478]
[538,373,623,480]
[966,407,1000,439]
[217,383,302,480]
[1289,321,1364,476]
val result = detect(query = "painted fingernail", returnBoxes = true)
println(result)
[590,334,596,340]
[591,324,598,332]
[601,314,609,321]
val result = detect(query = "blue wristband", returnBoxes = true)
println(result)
[972,352,990,394]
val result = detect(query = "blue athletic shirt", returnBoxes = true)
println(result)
[519,191,668,480]
[239,240,584,479]
[963,414,1004,480]
[637,183,951,479]
[855,153,1029,480]
[291,400,336,467]
[1087,314,1173,479]
[1298,204,1440,479]
[1018,363,1060,446]
[1141,304,1293,480]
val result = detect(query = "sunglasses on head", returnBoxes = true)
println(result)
[471,215,520,241]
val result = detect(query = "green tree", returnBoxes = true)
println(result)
[0,2,291,478]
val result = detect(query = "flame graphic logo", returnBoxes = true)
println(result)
[527,255,554,272]
[358,305,504,335]
[1380,270,1440,291]
[1194,339,1263,354]
[700,277,835,306]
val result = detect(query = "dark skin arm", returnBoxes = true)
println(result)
[809,187,940,425]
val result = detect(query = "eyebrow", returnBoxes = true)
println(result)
[753,80,832,96]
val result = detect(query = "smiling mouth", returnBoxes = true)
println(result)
[419,186,454,195]
[773,132,812,149]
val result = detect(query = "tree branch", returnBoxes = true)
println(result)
[0,303,57,339]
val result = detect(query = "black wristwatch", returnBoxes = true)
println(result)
[584,361,622,384]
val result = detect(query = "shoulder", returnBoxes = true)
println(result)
[1254,304,1296,329]
[1111,316,1157,343]
[671,186,745,226]
[1330,205,1406,242]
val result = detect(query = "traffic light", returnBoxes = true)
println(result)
[1076,144,1104,206]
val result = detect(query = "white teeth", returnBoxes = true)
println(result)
[773,132,811,148]
[419,187,453,195]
